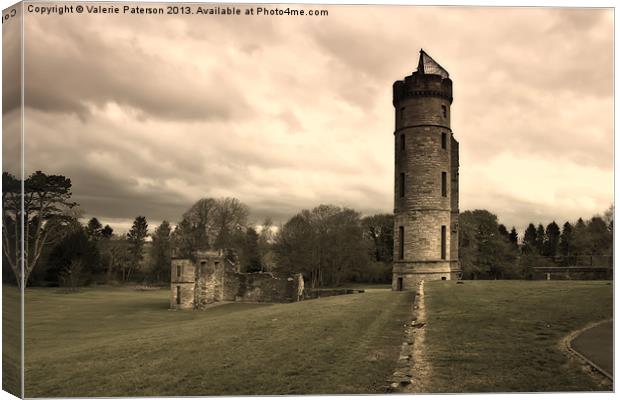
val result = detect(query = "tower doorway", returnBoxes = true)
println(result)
[396,277,403,291]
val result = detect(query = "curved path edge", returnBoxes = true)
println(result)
[561,318,613,382]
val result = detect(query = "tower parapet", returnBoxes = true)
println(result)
[393,73,453,105]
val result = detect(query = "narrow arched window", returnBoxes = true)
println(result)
[441,226,447,260]
[441,172,447,197]
[399,226,405,260]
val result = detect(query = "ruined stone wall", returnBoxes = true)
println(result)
[231,273,298,302]
[171,253,301,309]
[170,258,196,309]
[221,269,301,304]
[221,265,241,302]
[193,257,228,308]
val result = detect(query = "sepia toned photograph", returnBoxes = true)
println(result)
[1,1,614,398]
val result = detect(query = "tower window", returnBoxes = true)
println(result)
[441,105,447,118]
[441,226,446,260]
[399,226,404,260]
[441,172,447,197]
[176,265,182,278]
[176,286,181,305]
[400,134,405,150]
[400,107,405,121]
[399,173,405,197]
[441,132,447,149]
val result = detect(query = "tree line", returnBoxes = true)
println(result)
[459,207,613,280]
[3,170,613,288]
[3,171,394,288]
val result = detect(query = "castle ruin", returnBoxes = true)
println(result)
[170,250,303,310]
[392,50,461,290]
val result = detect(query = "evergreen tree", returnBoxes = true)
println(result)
[85,217,103,240]
[573,218,588,256]
[101,225,114,239]
[498,224,510,241]
[125,216,148,281]
[543,221,560,257]
[587,217,612,255]
[558,221,573,257]
[535,224,545,255]
[523,223,537,253]
[508,227,518,248]
[3,171,77,287]
[150,221,172,283]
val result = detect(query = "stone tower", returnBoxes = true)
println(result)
[392,49,460,291]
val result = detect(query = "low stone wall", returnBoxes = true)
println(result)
[232,273,299,303]
[532,267,612,281]
[306,288,365,299]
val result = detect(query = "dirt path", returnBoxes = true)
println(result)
[406,281,431,393]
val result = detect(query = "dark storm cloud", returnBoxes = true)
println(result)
[21,16,251,121]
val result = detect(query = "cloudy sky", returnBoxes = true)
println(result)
[3,4,613,235]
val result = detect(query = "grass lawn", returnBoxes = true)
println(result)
[23,286,413,397]
[3,285,21,397]
[419,280,613,393]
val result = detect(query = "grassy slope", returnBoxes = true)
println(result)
[24,287,413,397]
[421,280,613,393]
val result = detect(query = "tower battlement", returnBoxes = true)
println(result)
[393,73,453,105]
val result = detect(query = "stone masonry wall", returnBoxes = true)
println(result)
[394,211,451,261]
[392,67,459,291]
[171,253,301,309]
[231,273,298,303]
[450,136,460,263]
[170,259,196,309]
[394,126,451,211]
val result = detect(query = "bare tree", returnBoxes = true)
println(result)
[173,197,249,257]
[212,197,250,249]
[275,205,370,288]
